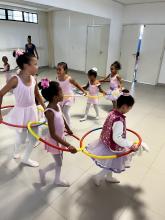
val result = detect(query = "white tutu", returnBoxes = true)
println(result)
[87,139,133,173]
[5,105,38,132]
[106,89,121,101]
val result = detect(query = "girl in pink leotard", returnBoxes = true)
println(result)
[38,79,77,186]
[56,62,87,126]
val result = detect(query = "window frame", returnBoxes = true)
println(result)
[0,7,38,24]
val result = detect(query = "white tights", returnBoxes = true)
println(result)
[14,128,38,162]
[42,154,63,182]
[85,103,99,117]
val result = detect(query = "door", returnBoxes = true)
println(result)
[85,25,110,76]
[120,25,140,82]
[138,25,165,85]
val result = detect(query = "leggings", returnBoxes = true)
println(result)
[85,103,99,116]
[14,127,38,162]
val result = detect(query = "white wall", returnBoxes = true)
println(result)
[28,0,124,73]
[123,2,165,24]
[52,11,110,72]
[0,9,48,69]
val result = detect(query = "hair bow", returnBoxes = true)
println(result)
[92,67,98,72]
[16,49,24,57]
[41,78,50,89]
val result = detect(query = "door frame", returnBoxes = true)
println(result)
[157,38,165,85]
[85,24,110,74]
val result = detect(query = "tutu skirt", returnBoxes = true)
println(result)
[45,135,67,155]
[5,105,38,132]
[87,139,132,173]
[106,89,121,101]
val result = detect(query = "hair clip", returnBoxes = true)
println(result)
[121,92,130,96]
[41,78,50,89]
[92,67,98,72]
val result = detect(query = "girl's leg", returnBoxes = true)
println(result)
[93,104,99,119]
[14,129,28,159]
[22,127,39,167]
[80,103,91,121]
[62,105,71,126]
[53,154,70,186]
[94,169,109,186]
[105,171,120,183]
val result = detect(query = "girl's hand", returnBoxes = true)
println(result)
[131,144,139,152]
[84,91,88,96]
[69,146,77,154]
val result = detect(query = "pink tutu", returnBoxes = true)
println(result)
[87,139,132,173]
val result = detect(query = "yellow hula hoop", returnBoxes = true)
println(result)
[64,93,104,99]
[28,121,82,152]
[80,128,142,160]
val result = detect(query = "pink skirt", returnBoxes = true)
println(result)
[106,89,121,101]
[45,136,67,155]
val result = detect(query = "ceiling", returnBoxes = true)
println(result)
[113,0,165,5]
[0,0,58,11]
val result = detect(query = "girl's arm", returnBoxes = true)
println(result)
[99,73,110,82]
[116,75,123,89]
[69,78,87,95]
[83,82,89,90]
[98,84,106,95]
[63,116,73,135]
[34,84,46,109]
[46,110,77,153]
[34,47,39,60]
[112,121,133,148]
[0,76,18,120]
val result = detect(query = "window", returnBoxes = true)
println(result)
[0,8,38,23]
[8,10,23,21]
[23,12,38,23]
[0,9,6,20]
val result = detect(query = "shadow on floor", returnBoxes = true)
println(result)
[55,178,147,220]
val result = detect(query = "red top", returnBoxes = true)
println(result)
[100,110,126,151]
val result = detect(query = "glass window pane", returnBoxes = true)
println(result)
[33,13,37,23]
[13,11,23,21]
[8,10,13,20]
[0,9,6,19]
[29,13,33,22]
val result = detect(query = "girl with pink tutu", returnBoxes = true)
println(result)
[56,62,87,126]
[0,52,45,167]
[87,90,139,186]
[38,79,77,186]
[100,61,122,108]
[80,68,106,122]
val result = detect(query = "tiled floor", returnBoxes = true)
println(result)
[0,68,165,220]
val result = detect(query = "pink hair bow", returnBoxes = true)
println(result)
[16,49,24,57]
[41,78,50,89]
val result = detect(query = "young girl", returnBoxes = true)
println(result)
[0,52,45,167]
[87,90,139,186]
[56,62,87,126]
[0,56,11,83]
[38,79,77,186]
[1,56,10,72]
[100,61,122,108]
[80,68,106,122]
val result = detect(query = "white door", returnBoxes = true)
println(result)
[85,25,110,76]
[138,25,165,85]
[158,45,165,84]
[120,25,140,81]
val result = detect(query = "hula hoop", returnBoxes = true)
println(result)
[80,127,142,159]
[64,93,104,99]
[28,121,81,152]
[0,105,45,129]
